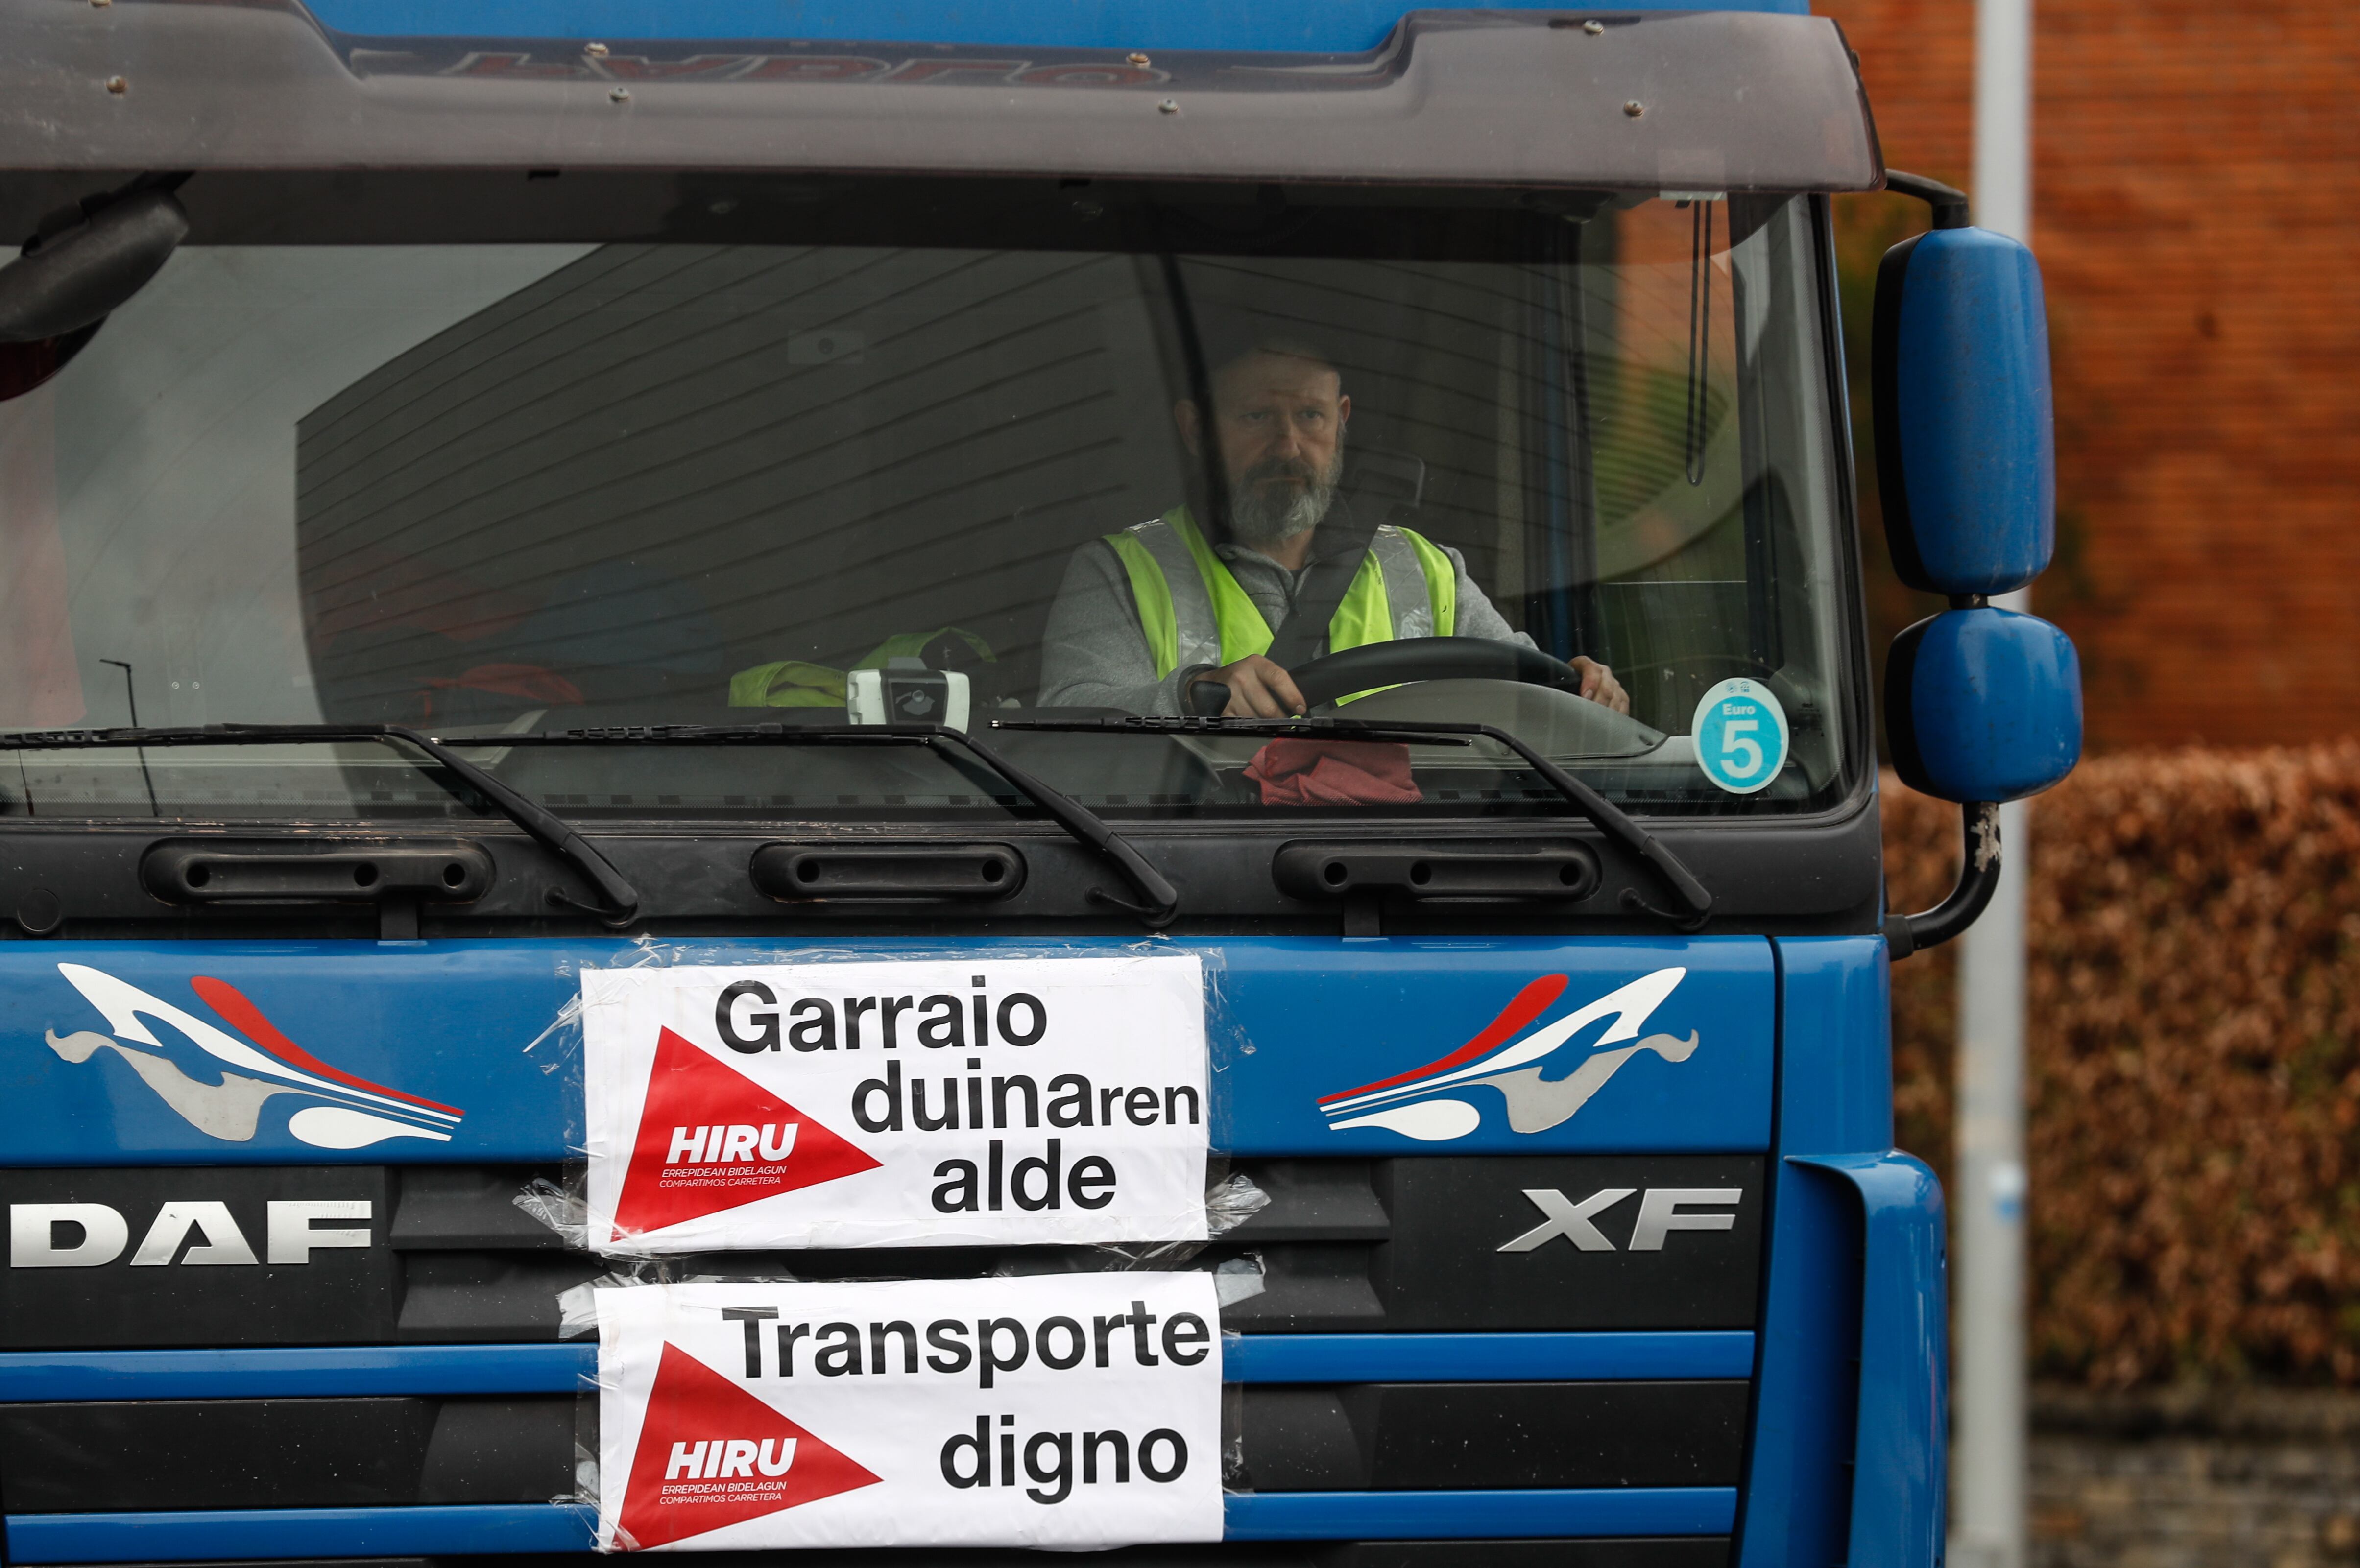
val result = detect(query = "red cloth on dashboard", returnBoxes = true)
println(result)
[419,663,585,722]
[1243,738,1422,807]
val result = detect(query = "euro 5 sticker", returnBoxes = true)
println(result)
[581,957,1208,1254]
[594,1274,1224,1551]
[1691,679,1789,795]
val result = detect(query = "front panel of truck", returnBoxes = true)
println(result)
[0,5,1940,1565]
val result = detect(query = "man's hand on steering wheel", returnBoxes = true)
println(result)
[1571,656,1630,715]
[1192,654,1307,718]
[1189,649,1630,718]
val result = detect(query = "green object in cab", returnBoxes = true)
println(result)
[728,627,996,708]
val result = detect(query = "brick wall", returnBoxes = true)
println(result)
[1819,0,2360,751]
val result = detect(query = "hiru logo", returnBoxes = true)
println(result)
[1496,1187,1742,1253]
[669,1124,800,1168]
[9,1198,371,1268]
[620,1343,880,1546]
[668,1437,799,1480]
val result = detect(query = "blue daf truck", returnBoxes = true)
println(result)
[0,0,2080,1563]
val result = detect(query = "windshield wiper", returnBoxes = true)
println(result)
[995,714,1713,930]
[0,723,641,924]
[495,722,1180,927]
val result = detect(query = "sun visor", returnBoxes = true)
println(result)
[0,2,1880,191]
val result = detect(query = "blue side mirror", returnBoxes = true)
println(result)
[1887,606,2081,804]
[1873,220,2054,594]
[1873,176,2082,957]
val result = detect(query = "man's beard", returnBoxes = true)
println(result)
[1227,448,1343,546]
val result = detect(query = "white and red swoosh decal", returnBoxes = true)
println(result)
[1319,969,1695,1140]
[51,963,464,1148]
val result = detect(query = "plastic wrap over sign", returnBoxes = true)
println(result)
[582,956,1209,1253]
[595,1275,1224,1551]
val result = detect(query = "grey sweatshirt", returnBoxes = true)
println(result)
[1036,523,1537,713]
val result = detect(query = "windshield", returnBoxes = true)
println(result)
[0,177,1857,822]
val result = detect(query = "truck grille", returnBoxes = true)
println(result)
[0,1156,1761,1565]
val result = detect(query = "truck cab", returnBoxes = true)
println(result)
[0,2,2076,1564]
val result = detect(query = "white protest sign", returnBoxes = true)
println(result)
[594,1274,1225,1551]
[582,956,1208,1253]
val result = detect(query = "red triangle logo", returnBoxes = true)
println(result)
[616,1342,883,1549]
[611,1027,883,1239]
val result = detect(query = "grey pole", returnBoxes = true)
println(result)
[1951,791,2027,1568]
[1953,0,2033,1554]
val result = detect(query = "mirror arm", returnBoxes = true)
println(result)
[1883,171,1972,231]
[1885,800,2001,960]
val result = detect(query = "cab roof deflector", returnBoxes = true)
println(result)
[0,4,1881,191]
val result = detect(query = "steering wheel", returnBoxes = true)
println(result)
[1184,637,1599,716]
[1285,637,1589,711]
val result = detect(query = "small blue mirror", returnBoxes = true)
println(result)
[1873,224,2054,595]
[1887,607,2081,803]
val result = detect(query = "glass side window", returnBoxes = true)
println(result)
[0,182,1854,820]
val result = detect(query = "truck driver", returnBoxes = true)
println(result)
[1035,330,1630,718]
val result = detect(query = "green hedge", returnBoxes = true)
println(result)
[1886,745,2360,1387]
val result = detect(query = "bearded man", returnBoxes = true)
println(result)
[1036,332,1626,717]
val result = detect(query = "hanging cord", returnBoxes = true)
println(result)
[100,657,158,816]
[1683,199,1713,486]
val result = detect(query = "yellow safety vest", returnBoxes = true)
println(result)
[1103,507,1456,679]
